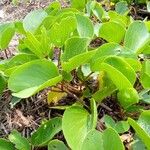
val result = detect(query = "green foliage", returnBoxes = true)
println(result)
[23,9,48,33]
[0,23,15,50]
[128,111,150,150]
[124,21,150,53]
[48,140,68,150]
[0,1,150,149]
[8,130,31,150]
[31,117,62,146]
[0,138,15,150]
[0,74,6,95]
[8,60,62,98]
[104,115,130,133]
[99,21,126,43]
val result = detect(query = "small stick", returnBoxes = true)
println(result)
[4,49,8,59]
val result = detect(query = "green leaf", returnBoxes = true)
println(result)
[139,89,150,104]
[62,106,93,150]
[93,83,116,102]
[23,9,48,33]
[128,117,150,150]
[117,88,139,108]
[104,115,129,134]
[31,117,62,146]
[62,50,96,72]
[90,43,124,71]
[76,13,94,38]
[10,96,22,108]
[62,37,96,72]
[48,16,77,46]
[0,23,15,50]
[108,11,129,28]
[24,31,50,58]
[81,130,104,150]
[0,138,15,150]
[115,1,129,15]
[104,115,116,127]
[2,53,38,75]
[62,37,89,62]
[14,21,26,34]
[99,21,126,43]
[8,59,62,98]
[103,128,125,150]
[124,58,142,72]
[86,1,104,20]
[124,21,150,53]
[140,60,150,88]
[70,0,86,10]
[115,121,130,133]
[0,75,6,95]
[100,56,136,86]
[9,130,31,150]
[131,137,147,150]
[45,1,61,15]
[90,99,97,129]
[138,110,150,136]
[48,140,68,150]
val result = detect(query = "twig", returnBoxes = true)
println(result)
[4,49,8,59]
[100,103,112,112]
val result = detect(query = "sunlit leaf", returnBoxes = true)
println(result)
[8,59,62,98]
[81,130,103,150]
[49,16,77,46]
[70,0,86,10]
[76,13,94,38]
[124,21,150,53]
[62,106,94,150]
[103,128,125,150]
[23,9,48,33]
[31,117,62,146]
[128,117,150,150]
[48,140,68,150]
[0,23,15,50]
[9,130,31,150]
[99,21,126,43]
[140,60,150,88]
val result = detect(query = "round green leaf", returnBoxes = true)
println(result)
[8,59,62,98]
[128,117,150,150]
[49,16,77,46]
[81,130,103,150]
[62,37,90,62]
[0,23,15,50]
[103,128,125,150]
[48,140,68,150]
[31,117,62,146]
[76,13,94,38]
[23,9,48,33]
[124,21,150,53]
[62,106,92,150]
[99,21,126,43]
[115,1,129,15]
[138,110,150,136]
[117,88,139,108]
